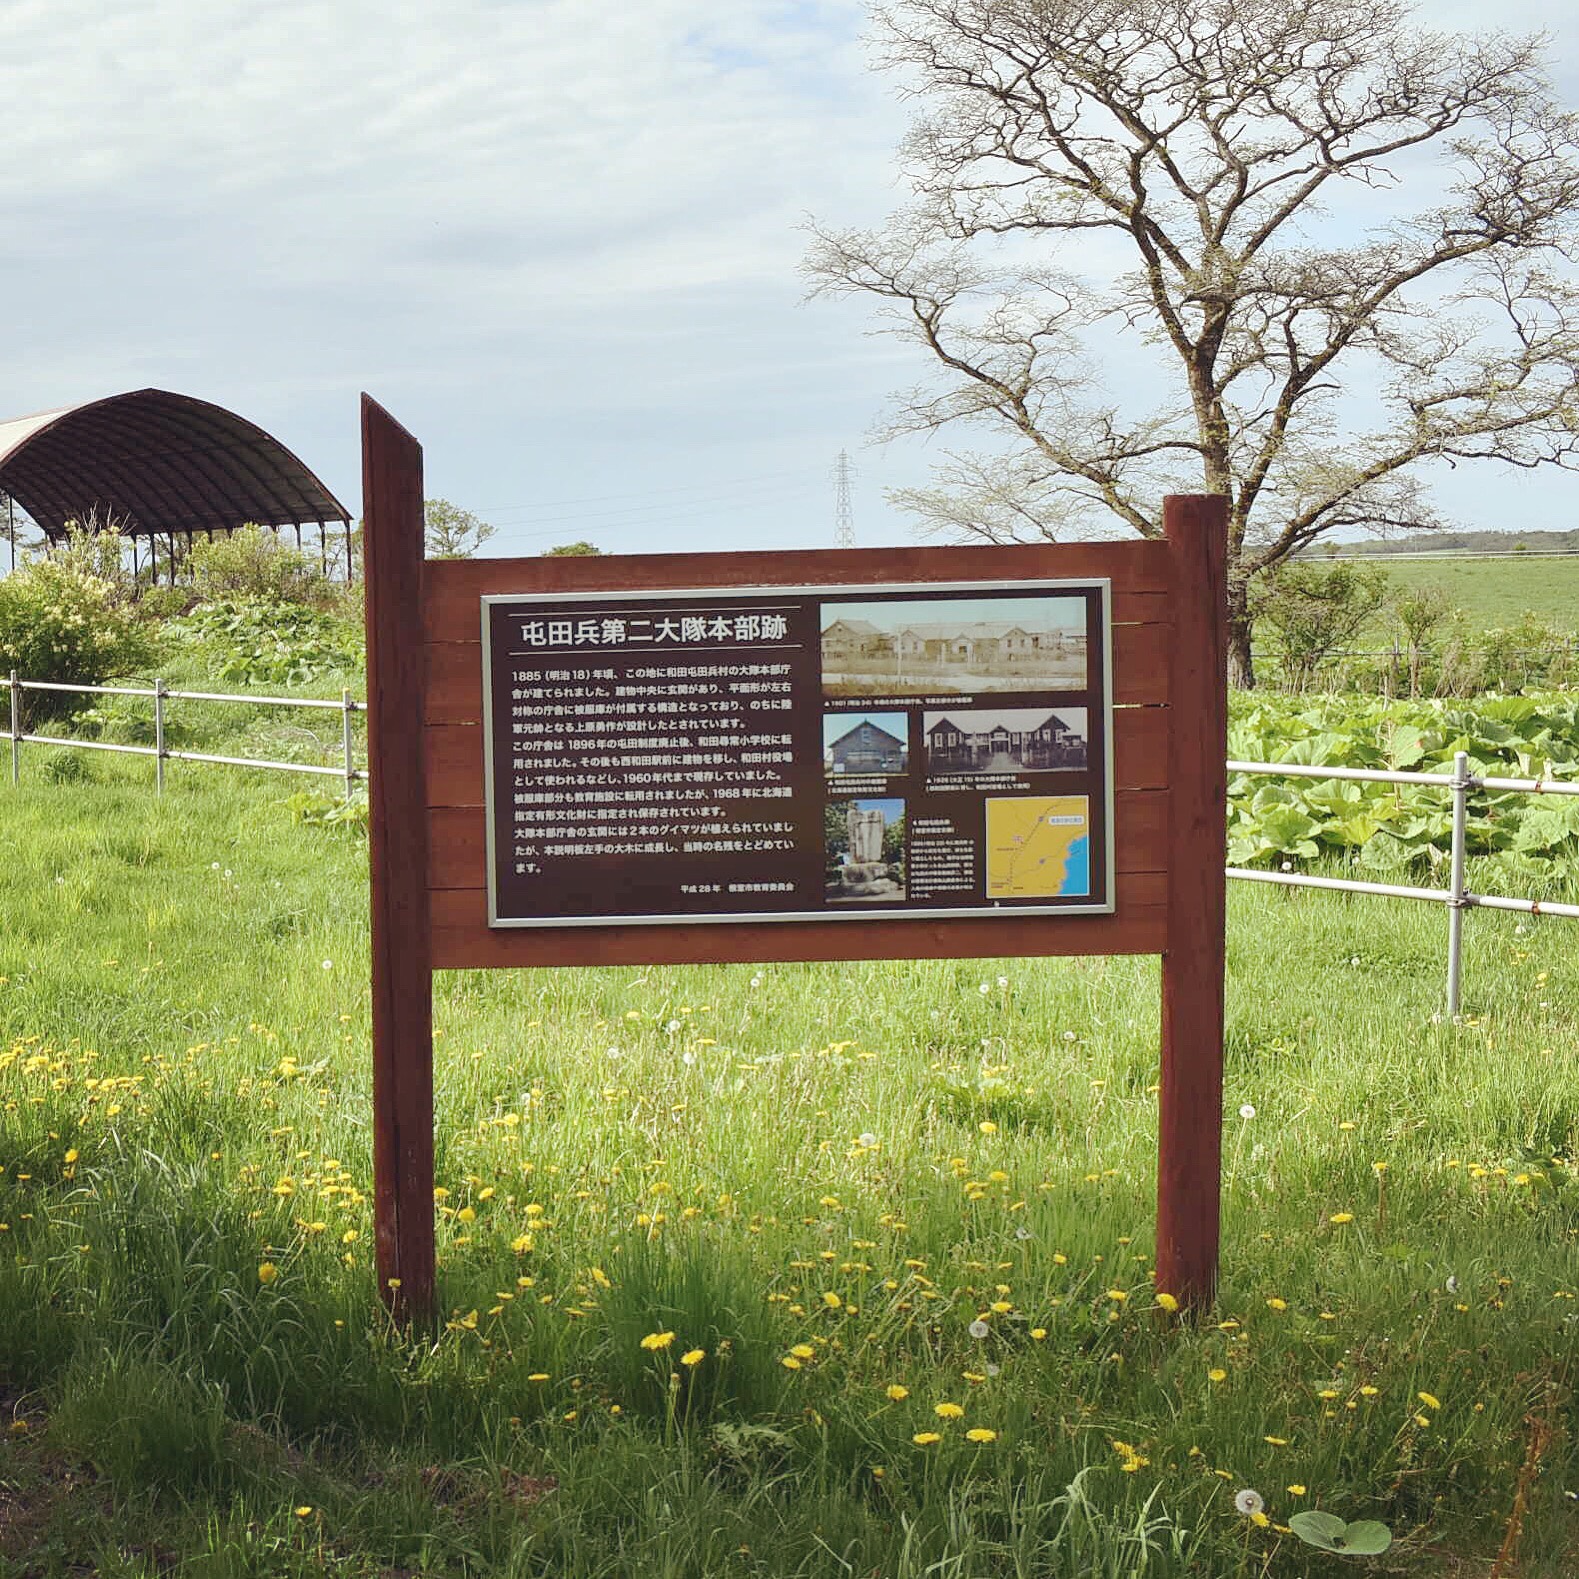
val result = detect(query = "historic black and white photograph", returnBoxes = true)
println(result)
[821,595,1086,696]
[923,707,1088,775]
[823,712,909,776]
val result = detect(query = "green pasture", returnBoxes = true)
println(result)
[1361,555,1579,636]
[0,749,1576,1576]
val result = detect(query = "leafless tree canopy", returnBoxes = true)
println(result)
[805,0,1579,681]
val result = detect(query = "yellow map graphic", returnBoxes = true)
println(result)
[985,796,1091,899]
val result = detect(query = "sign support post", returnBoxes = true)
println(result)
[1156,495,1229,1308]
[362,396,436,1321]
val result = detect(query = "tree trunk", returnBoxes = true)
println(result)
[1226,584,1255,690]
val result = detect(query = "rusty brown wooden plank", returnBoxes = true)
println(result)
[423,702,1170,809]
[423,617,1169,726]
[428,871,1166,969]
[362,396,436,1323]
[1155,495,1230,1313]
[420,540,1173,641]
[427,787,1166,892]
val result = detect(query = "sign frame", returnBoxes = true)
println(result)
[360,394,1228,1324]
[478,576,1117,929]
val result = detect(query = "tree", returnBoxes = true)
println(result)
[805,0,1579,685]
[542,540,603,556]
[1252,560,1391,690]
[424,499,496,559]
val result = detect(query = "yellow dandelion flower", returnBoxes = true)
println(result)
[912,1431,942,1445]
[1414,1413,1431,1428]
[1156,1292,1179,1313]
[822,1291,842,1309]
[979,1121,998,1134]
[934,1402,965,1419]
[1251,1511,1270,1529]
[640,1330,675,1351]
[781,1356,802,1370]
[1030,1327,1048,1340]
[965,1428,997,1443]
[1287,1484,1307,1496]
[1107,1289,1128,1303]
[1263,1435,1288,1446]
[528,1373,549,1382]
[1329,1212,1354,1224]
[1359,1385,1379,1397]
[294,1505,314,1518]
[680,1348,705,1367]
[1208,1368,1227,1382]
[886,1384,909,1400]
[1418,1391,1441,1411]
[1266,1297,1288,1311]
[257,1262,278,1284]
[790,1343,815,1359]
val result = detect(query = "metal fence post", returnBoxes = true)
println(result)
[342,689,356,801]
[1446,748,1470,1017]
[8,670,19,786]
[154,677,166,795]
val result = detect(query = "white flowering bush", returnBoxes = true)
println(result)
[0,551,154,722]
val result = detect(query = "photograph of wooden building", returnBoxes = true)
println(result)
[822,594,1087,695]
[824,712,909,775]
[923,708,1088,774]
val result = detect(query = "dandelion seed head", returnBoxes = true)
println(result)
[968,1318,990,1339]
[1239,1103,1256,1120]
[1234,1488,1265,1516]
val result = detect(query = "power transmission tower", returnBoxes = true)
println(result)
[833,450,856,549]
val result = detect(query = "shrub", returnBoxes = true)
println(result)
[0,548,156,722]
[175,596,363,687]
[186,525,333,608]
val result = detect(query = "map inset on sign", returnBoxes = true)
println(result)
[985,796,1091,899]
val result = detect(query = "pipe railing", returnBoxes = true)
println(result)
[8,672,361,798]
[1227,752,1579,1013]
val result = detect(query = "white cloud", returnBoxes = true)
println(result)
[0,0,1573,551]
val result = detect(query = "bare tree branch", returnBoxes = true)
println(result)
[805,0,1579,683]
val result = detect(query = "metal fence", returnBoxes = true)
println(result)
[8,673,1577,1015]
[7,672,361,797]
[1227,752,1579,1014]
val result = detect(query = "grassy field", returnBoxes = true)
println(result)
[0,746,1576,1576]
[1355,556,1579,635]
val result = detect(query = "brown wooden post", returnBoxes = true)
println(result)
[361,395,436,1321]
[1155,494,1229,1310]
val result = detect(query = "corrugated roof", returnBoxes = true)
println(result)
[0,388,348,538]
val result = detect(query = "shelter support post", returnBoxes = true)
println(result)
[362,396,436,1322]
[1154,494,1229,1311]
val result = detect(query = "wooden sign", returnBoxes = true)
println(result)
[361,395,1227,1321]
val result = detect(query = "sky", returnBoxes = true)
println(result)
[1,0,1575,560]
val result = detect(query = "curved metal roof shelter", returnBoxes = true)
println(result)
[0,388,349,540]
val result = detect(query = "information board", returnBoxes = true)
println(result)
[482,579,1112,926]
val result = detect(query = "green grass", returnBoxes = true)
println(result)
[1367,555,1579,635]
[0,744,1576,1575]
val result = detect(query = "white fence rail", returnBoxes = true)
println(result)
[7,672,361,797]
[8,674,1577,1014]
[1227,752,1579,1014]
